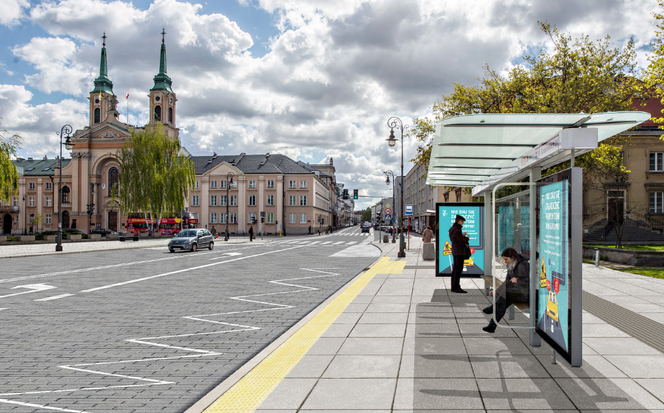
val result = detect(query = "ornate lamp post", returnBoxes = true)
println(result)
[224,172,234,241]
[386,117,408,258]
[384,170,396,243]
[56,124,73,252]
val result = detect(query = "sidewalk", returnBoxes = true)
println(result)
[190,235,664,412]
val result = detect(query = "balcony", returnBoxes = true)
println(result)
[0,206,19,213]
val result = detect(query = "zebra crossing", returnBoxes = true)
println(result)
[274,239,360,246]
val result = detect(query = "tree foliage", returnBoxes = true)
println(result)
[413,21,641,166]
[116,125,196,234]
[360,207,372,223]
[0,123,22,204]
[646,0,664,135]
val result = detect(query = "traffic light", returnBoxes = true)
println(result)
[342,189,349,199]
[86,203,95,216]
[353,189,358,199]
[261,217,265,223]
[252,217,257,224]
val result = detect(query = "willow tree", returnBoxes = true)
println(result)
[412,22,641,166]
[0,124,21,204]
[646,0,664,134]
[116,125,196,235]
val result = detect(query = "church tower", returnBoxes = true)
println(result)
[149,29,178,139]
[89,33,118,126]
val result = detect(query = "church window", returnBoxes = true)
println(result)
[168,107,173,124]
[108,167,119,196]
[155,105,161,122]
[62,186,70,203]
[94,108,101,124]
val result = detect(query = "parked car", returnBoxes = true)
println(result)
[361,225,371,233]
[168,228,214,252]
[90,228,117,236]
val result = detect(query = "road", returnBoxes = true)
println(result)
[0,227,379,412]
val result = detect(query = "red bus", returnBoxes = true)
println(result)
[127,212,199,236]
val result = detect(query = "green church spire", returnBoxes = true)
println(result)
[151,28,173,93]
[91,33,114,95]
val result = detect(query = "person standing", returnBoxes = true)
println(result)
[248,225,254,242]
[210,226,217,238]
[422,225,434,243]
[448,215,469,293]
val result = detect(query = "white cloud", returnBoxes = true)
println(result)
[0,0,29,26]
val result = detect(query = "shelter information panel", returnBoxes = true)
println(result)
[436,203,484,277]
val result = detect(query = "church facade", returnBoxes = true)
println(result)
[4,33,344,237]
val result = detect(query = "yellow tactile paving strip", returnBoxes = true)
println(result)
[202,256,405,413]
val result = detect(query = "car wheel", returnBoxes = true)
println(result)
[169,248,174,253]
[209,241,214,250]
[191,243,197,252]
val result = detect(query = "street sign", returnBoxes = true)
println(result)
[385,214,392,220]
[385,208,392,215]
[405,204,413,215]
[443,241,452,256]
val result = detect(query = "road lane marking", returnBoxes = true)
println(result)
[79,245,307,293]
[0,284,56,299]
[201,257,405,413]
[0,398,88,412]
[210,252,243,260]
[35,293,75,302]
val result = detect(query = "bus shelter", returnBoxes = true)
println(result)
[426,112,650,366]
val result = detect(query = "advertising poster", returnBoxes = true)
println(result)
[498,205,514,254]
[537,181,569,352]
[436,203,484,276]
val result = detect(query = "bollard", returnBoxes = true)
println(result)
[594,248,600,267]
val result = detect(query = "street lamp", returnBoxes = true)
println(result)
[224,172,234,241]
[384,170,396,243]
[386,116,408,258]
[56,124,73,252]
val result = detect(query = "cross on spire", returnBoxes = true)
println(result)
[161,28,166,43]
[102,32,107,47]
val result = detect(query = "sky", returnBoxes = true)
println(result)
[0,0,660,210]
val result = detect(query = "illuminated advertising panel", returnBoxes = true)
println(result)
[435,203,484,277]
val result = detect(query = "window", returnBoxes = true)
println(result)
[267,212,274,223]
[300,180,307,189]
[289,195,296,206]
[249,195,256,206]
[221,195,227,206]
[108,167,119,196]
[220,180,227,189]
[192,195,199,206]
[232,180,237,189]
[154,105,161,122]
[300,213,307,224]
[289,180,296,189]
[249,212,256,223]
[220,213,227,224]
[300,195,307,206]
[267,180,274,188]
[45,196,52,207]
[195,181,199,189]
[28,196,34,207]
[230,195,237,206]
[168,107,173,124]
[651,192,664,214]
[289,213,296,224]
[230,212,237,223]
[211,180,217,189]
[267,195,274,206]
[12,196,17,207]
[650,152,664,172]
[249,180,256,188]
[94,108,100,124]
[29,182,35,190]
[210,212,217,224]
[210,195,217,206]
[45,214,51,225]
[45,182,52,190]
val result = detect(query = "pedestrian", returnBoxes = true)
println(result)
[210,226,217,238]
[448,214,469,293]
[248,225,254,242]
[422,225,434,243]
[308,225,312,235]
[482,247,530,333]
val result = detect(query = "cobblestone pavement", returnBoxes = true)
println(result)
[0,228,379,412]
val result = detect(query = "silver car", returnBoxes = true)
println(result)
[168,228,214,252]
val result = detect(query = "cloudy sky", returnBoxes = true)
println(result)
[0,0,659,210]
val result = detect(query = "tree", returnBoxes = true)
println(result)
[116,125,196,235]
[0,124,22,204]
[646,0,664,135]
[413,22,641,166]
[360,207,371,223]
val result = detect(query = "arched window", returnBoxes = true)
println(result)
[108,167,119,196]
[62,186,70,203]
[154,105,161,122]
[168,107,173,124]
[94,108,101,124]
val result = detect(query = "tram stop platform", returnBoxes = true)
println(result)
[189,236,664,413]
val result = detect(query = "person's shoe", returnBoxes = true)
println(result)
[482,321,497,333]
[451,289,467,294]
[482,306,493,314]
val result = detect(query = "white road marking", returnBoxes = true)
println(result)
[210,252,243,260]
[35,293,75,302]
[320,241,332,245]
[0,398,88,412]
[79,245,306,293]
[0,284,56,299]
[333,241,345,245]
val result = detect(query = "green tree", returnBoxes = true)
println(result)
[646,0,664,134]
[116,125,196,235]
[413,21,641,166]
[360,207,371,223]
[0,124,22,204]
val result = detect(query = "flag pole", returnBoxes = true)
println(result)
[126,92,129,125]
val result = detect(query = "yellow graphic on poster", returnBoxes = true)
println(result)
[540,259,547,288]
[464,257,474,266]
[547,291,559,323]
[443,241,452,256]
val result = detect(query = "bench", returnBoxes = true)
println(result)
[481,275,529,320]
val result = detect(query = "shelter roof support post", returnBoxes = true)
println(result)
[529,167,542,347]
[484,190,493,282]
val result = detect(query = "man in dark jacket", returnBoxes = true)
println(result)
[448,215,469,293]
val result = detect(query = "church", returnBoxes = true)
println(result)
[4,33,346,237]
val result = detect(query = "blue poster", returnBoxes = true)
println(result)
[437,204,484,276]
[537,181,569,352]
[498,205,514,254]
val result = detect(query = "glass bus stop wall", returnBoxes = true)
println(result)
[495,190,531,258]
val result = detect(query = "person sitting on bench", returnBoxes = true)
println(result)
[482,247,529,333]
